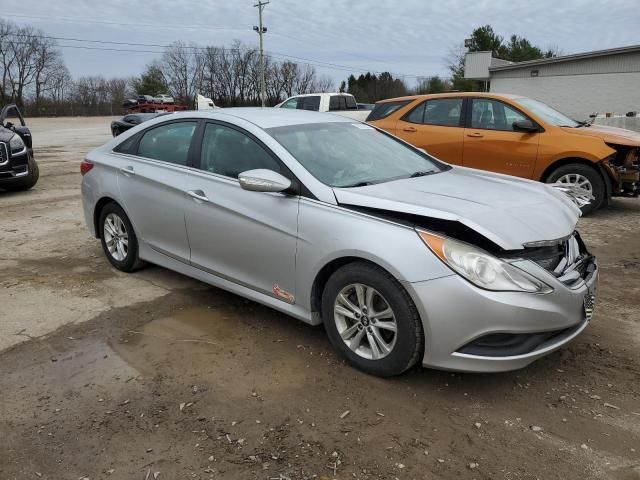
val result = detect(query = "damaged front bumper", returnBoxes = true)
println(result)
[603,147,640,197]
[403,235,599,373]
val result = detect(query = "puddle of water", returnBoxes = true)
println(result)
[110,306,310,397]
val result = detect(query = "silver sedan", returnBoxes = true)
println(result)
[81,109,598,376]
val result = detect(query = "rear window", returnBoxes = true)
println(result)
[301,96,321,111]
[329,96,345,111]
[366,100,412,121]
[345,96,357,110]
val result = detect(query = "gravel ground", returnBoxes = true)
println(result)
[0,116,639,480]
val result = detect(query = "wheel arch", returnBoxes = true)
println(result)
[93,196,119,239]
[539,157,604,183]
[540,157,612,200]
[309,255,406,322]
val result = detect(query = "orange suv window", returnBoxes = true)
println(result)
[470,99,528,131]
[403,98,463,127]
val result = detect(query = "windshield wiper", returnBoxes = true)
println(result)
[409,170,436,178]
[340,181,373,188]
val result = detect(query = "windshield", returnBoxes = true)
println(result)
[266,122,446,188]
[515,98,579,128]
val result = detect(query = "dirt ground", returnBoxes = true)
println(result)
[0,116,639,480]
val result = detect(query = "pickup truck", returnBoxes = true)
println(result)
[276,93,369,121]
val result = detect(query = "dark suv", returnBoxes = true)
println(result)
[0,104,38,191]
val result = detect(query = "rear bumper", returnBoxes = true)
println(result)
[404,259,598,373]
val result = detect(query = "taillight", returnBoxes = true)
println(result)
[80,160,94,176]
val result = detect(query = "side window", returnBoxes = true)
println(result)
[281,97,299,109]
[423,98,463,127]
[113,132,141,154]
[301,96,321,111]
[137,121,196,166]
[366,100,413,121]
[345,96,357,110]
[471,99,528,131]
[403,102,426,124]
[199,123,281,179]
[329,96,346,111]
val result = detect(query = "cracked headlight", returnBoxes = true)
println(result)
[9,134,25,154]
[418,230,553,294]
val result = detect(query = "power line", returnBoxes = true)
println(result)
[7,32,423,78]
[1,13,247,32]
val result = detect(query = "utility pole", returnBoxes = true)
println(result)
[253,1,269,107]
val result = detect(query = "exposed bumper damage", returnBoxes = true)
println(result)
[603,145,640,197]
[406,231,598,372]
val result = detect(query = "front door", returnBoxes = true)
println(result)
[394,97,465,164]
[463,98,540,178]
[115,120,197,262]
[184,122,299,301]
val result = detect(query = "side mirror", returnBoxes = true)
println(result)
[238,169,292,193]
[513,119,540,133]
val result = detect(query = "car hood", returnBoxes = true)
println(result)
[564,124,640,147]
[333,167,580,250]
[0,126,14,142]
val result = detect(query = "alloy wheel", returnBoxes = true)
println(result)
[103,212,129,262]
[333,283,397,360]
[556,173,593,192]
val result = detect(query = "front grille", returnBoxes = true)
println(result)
[0,142,8,164]
[507,232,595,288]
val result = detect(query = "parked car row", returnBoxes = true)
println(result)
[121,94,175,108]
[82,108,598,377]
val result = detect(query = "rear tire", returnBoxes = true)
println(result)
[98,202,145,272]
[321,262,424,377]
[546,163,605,215]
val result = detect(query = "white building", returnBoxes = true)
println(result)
[464,45,640,120]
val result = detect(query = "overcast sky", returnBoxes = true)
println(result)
[4,0,639,86]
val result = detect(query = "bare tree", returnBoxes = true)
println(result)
[160,41,204,105]
[295,64,316,94]
[312,75,334,93]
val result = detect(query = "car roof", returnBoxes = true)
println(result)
[168,107,354,129]
[286,93,353,98]
[376,92,525,104]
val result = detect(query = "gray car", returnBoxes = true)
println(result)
[81,109,598,376]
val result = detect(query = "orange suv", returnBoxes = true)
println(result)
[367,93,640,213]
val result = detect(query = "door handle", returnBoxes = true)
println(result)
[187,189,209,203]
[402,126,418,132]
[466,132,484,138]
[119,166,135,175]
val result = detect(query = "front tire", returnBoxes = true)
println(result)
[546,163,605,215]
[99,202,144,272]
[3,158,39,191]
[321,262,424,377]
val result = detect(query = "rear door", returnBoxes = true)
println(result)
[183,121,299,300]
[394,97,465,164]
[115,120,197,262]
[463,98,540,178]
